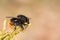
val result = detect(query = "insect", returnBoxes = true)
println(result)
[0,15,30,40]
[8,15,30,30]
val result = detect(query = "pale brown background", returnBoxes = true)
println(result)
[0,0,60,40]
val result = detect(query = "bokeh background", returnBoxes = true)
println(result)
[0,0,60,40]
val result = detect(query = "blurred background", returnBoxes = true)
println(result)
[0,0,60,40]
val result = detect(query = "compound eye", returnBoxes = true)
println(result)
[17,15,29,24]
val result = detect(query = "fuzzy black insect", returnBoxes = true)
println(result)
[10,15,29,30]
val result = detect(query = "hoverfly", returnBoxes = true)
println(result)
[7,15,30,30]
